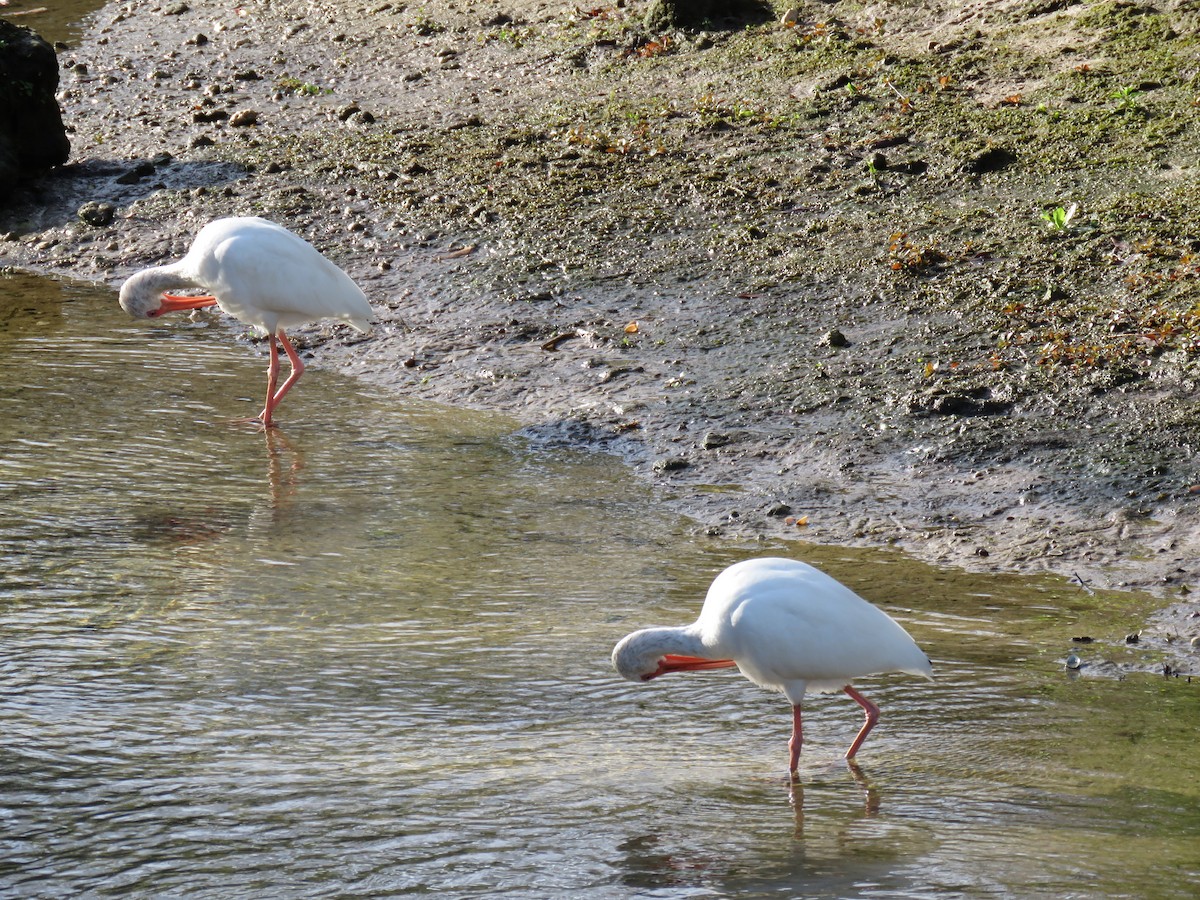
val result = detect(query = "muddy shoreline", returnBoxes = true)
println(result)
[3,0,1199,668]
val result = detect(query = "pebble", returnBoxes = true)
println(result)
[77,201,116,227]
[654,457,691,474]
[1065,653,1082,670]
[229,109,259,127]
[820,328,849,348]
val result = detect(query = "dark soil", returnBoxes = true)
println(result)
[3,0,1199,670]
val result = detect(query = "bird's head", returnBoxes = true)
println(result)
[119,269,217,320]
[118,272,166,318]
[612,628,732,682]
[611,630,670,683]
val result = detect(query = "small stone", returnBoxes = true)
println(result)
[961,146,1017,175]
[1065,654,1082,670]
[820,328,849,348]
[114,161,155,184]
[1124,632,1140,644]
[653,457,691,474]
[701,432,730,450]
[163,2,189,14]
[190,135,215,148]
[766,502,793,517]
[192,108,228,123]
[781,8,800,26]
[229,109,259,127]
[337,103,362,121]
[77,201,116,227]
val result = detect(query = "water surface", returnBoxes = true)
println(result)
[2,0,107,43]
[1,272,1197,898]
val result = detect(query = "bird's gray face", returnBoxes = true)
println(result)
[611,631,666,683]
[118,276,165,319]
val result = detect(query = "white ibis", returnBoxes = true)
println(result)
[118,216,375,426]
[612,557,933,773]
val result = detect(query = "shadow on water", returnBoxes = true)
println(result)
[1,270,1198,898]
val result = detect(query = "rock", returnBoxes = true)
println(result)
[229,109,259,127]
[961,145,1017,174]
[0,21,70,202]
[766,502,793,517]
[653,456,691,473]
[701,431,731,449]
[644,0,774,30]
[820,328,849,348]
[77,201,116,226]
[114,160,155,184]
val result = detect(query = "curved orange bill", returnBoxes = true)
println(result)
[157,293,220,314]
[646,654,737,680]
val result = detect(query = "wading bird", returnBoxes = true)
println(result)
[118,216,374,427]
[612,557,933,774]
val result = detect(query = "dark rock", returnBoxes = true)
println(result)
[114,161,155,184]
[701,431,731,450]
[653,456,691,473]
[0,21,70,201]
[961,146,1017,174]
[77,201,116,227]
[820,328,849,348]
[644,0,774,30]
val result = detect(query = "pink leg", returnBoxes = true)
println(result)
[788,704,804,774]
[260,331,305,426]
[843,685,880,760]
[259,334,281,426]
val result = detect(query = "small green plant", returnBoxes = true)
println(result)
[1111,85,1140,111]
[1040,203,1078,232]
[277,75,329,96]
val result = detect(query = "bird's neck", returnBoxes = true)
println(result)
[127,264,200,296]
[633,627,708,658]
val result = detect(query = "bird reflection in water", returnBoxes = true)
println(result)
[788,761,881,837]
[264,426,304,511]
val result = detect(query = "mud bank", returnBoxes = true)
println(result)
[3,0,1199,668]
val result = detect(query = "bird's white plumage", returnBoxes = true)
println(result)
[612,557,932,766]
[117,217,375,426]
[119,216,374,334]
[697,557,932,701]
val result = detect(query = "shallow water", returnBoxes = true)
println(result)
[2,0,106,44]
[1,271,1198,898]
